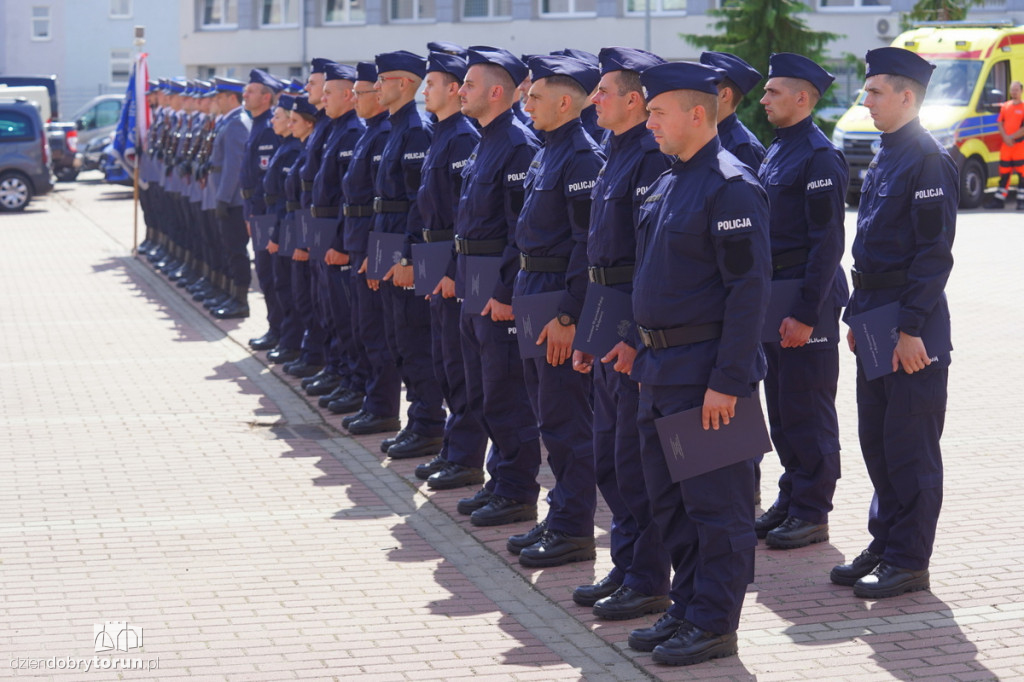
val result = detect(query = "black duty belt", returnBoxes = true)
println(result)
[301,180,314,192]
[637,322,723,350]
[343,203,373,217]
[265,193,280,206]
[373,197,410,213]
[520,253,569,273]
[240,188,254,199]
[454,237,505,256]
[851,269,909,290]
[588,264,634,286]
[772,248,809,271]
[422,229,454,243]
[286,201,302,211]
[311,206,339,218]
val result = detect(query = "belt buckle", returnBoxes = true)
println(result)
[372,197,383,213]
[851,270,862,288]
[519,253,529,270]
[588,266,605,286]
[638,326,653,348]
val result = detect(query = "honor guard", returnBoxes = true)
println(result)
[340,62,401,430]
[628,61,770,666]
[305,63,367,408]
[570,47,673,620]
[511,54,605,568]
[449,47,542,529]
[413,48,487,485]
[698,52,766,170]
[364,49,444,453]
[754,53,849,549]
[832,47,956,599]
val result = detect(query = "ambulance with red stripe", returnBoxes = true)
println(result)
[832,21,1023,208]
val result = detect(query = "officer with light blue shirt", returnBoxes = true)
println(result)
[699,52,766,170]
[510,54,605,568]
[568,46,673,620]
[627,61,770,667]
[831,47,956,600]
[754,53,849,550]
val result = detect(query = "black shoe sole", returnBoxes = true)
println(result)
[627,635,673,653]
[593,597,672,621]
[652,640,738,666]
[427,472,484,490]
[853,578,929,599]
[829,564,880,587]
[470,508,536,527]
[347,420,401,436]
[519,547,596,568]
[765,531,829,550]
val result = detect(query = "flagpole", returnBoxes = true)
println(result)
[131,28,146,257]
[132,154,140,256]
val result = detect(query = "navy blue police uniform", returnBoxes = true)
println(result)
[340,65,400,427]
[839,48,955,590]
[578,47,673,611]
[630,62,769,654]
[513,55,604,557]
[756,53,849,546]
[699,51,766,171]
[369,50,444,445]
[415,51,488,479]
[453,47,543,522]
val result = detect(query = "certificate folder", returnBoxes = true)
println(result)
[249,214,275,251]
[278,213,297,257]
[654,395,772,482]
[512,291,563,360]
[306,216,337,261]
[848,302,952,381]
[412,241,452,296]
[574,283,634,356]
[463,256,501,316]
[762,279,840,343]
[367,232,406,280]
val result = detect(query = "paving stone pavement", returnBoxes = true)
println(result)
[0,175,1021,681]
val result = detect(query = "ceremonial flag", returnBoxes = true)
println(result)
[111,52,150,173]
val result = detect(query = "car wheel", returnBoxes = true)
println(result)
[959,157,985,209]
[0,171,33,212]
[56,167,79,182]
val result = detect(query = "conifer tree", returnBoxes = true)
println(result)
[900,0,983,30]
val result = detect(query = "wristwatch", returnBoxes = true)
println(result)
[557,312,576,327]
[399,257,412,267]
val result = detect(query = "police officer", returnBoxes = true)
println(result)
[699,52,766,170]
[361,50,444,453]
[568,46,672,619]
[414,49,488,488]
[510,54,604,568]
[449,47,542,527]
[340,62,401,430]
[752,53,849,550]
[550,49,604,144]
[206,77,250,322]
[305,62,366,403]
[831,47,955,599]
[627,61,770,666]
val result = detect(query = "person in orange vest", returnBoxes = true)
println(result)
[985,80,1024,210]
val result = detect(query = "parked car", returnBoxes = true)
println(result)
[80,133,112,172]
[71,94,124,149]
[47,121,78,181]
[0,98,53,211]
[0,75,60,120]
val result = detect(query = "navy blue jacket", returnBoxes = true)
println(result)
[759,115,850,327]
[241,109,279,218]
[719,112,766,171]
[262,136,301,221]
[514,118,605,319]
[312,109,365,252]
[455,109,540,302]
[373,100,433,258]
[632,137,770,396]
[845,117,956,340]
[341,111,390,255]
[299,110,330,208]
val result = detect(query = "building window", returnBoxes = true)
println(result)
[110,0,132,17]
[625,0,684,15]
[111,49,132,86]
[325,0,365,23]
[818,0,888,8]
[261,0,299,25]
[200,0,238,28]
[463,0,511,19]
[390,0,436,21]
[539,0,595,17]
[31,6,51,40]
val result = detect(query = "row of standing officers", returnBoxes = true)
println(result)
[136,43,955,667]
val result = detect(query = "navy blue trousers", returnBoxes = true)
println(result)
[593,362,670,596]
[638,383,757,636]
[522,355,595,538]
[271,253,301,351]
[290,258,326,365]
[857,359,946,571]
[460,312,540,503]
[352,257,400,418]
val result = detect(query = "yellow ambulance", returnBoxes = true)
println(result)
[832,21,1024,208]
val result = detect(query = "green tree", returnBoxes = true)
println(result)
[684,0,841,145]
[900,0,984,30]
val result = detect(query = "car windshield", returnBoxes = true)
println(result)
[924,60,982,106]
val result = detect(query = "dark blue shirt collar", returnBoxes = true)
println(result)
[544,117,583,145]
[608,119,651,151]
[480,107,514,138]
[773,114,813,140]
[674,135,721,170]
[881,116,923,148]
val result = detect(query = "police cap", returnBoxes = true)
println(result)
[640,61,724,100]
[701,51,763,95]
[865,46,935,88]
[467,46,529,86]
[375,50,426,79]
[767,52,835,97]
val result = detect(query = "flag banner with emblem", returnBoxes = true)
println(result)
[111,52,150,174]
